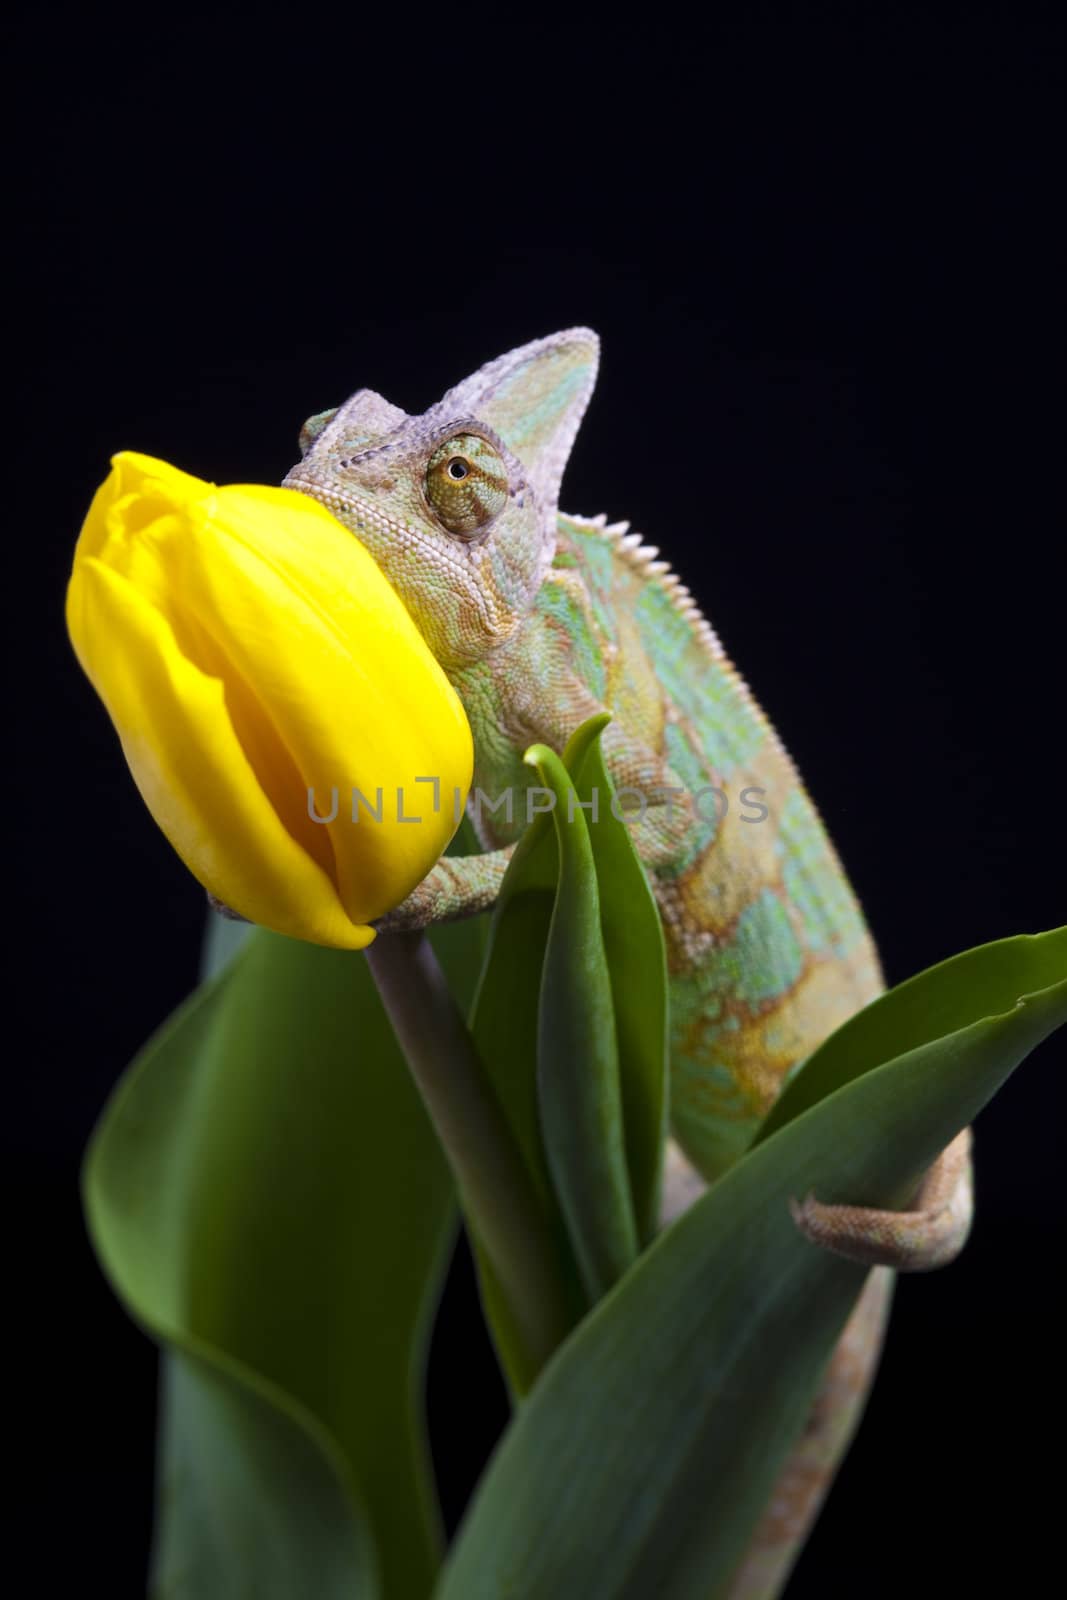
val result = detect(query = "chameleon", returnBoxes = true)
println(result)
[282,329,974,1598]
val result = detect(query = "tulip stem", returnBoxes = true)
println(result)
[365,929,573,1377]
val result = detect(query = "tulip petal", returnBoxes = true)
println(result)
[68,555,375,947]
[67,451,475,946]
[169,480,472,921]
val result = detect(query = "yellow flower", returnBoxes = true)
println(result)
[66,452,473,949]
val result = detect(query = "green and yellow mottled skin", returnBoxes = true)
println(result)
[285,330,970,1599]
[545,511,883,1176]
[436,507,885,1182]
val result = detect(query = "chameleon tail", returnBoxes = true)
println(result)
[721,1267,893,1600]
[659,1141,893,1600]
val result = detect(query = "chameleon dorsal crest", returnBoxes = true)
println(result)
[286,329,600,668]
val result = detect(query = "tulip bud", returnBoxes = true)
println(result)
[66,452,473,949]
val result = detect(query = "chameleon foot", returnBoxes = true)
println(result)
[790,1128,973,1271]
[373,845,514,932]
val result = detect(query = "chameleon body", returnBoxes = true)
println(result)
[462,505,884,1179]
[284,330,970,1597]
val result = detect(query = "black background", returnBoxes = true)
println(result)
[10,7,1064,1597]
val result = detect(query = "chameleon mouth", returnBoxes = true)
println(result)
[282,464,367,517]
[281,468,412,554]
[283,467,443,562]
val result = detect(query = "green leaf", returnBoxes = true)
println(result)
[465,721,616,1392]
[440,927,1067,1599]
[466,714,667,1389]
[755,927,1067,1145]
[464,876,581,1397]
[470,714,621,1216]
[567,728,669,1246]
[526,741,638,1301]
[85,919,484,1600]
[152,1343,374,1598]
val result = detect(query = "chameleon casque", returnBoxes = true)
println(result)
[283,329,974,1598]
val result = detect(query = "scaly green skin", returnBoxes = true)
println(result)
[451,509,884,1179]
[285,330,970,1599]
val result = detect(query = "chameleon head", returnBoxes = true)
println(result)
[283,328,599,670]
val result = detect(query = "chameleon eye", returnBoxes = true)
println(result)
[425,433,508,539]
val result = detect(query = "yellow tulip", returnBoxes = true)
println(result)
[66,452,473,949]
